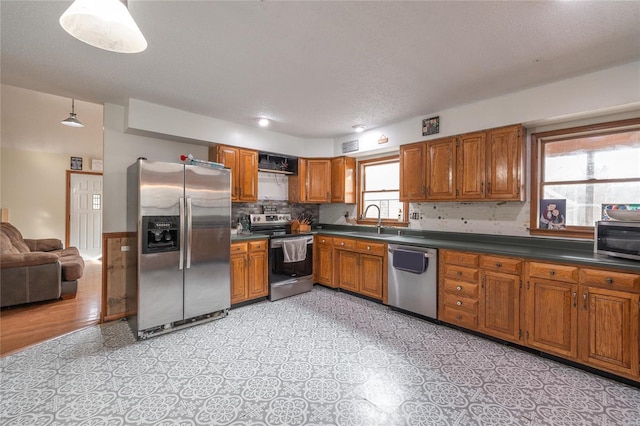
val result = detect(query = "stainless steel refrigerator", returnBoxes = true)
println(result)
[127,159,231,339]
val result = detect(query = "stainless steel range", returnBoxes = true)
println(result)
[249,214,314,301]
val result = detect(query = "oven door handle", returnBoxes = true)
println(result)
[270,236,314,249]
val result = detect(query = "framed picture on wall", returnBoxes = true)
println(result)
[422,116,440,136]
[70,156,83,170]
[539,198,566,229]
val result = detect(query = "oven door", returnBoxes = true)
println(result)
[269,235,314,284]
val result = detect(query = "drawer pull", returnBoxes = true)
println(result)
[367,246,371,250]
[456,315,462,321]
[456,286,462,291]
[605,277,613,284]
[456,271,462,276]
[549,270,555,276]
[341,242,345,246]
[456,301,462,306]
[496,263,502,268]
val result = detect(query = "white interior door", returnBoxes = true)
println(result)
[70,173,103,259]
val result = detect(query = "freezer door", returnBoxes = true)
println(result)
[138,161,185,331]
[184,165,231,318]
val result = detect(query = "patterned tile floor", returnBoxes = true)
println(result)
[1,286,639,425]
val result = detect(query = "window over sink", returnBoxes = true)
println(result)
[531,117,640,239]
[357,156,408,226]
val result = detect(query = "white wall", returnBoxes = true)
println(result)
[0,85,103,240]
[103,103,209,233]
[126,99,334,157]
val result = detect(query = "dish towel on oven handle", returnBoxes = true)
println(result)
[282,238,308,263]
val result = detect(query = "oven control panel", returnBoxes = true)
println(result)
[250,214,292,224]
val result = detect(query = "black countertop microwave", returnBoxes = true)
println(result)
[595,221,640,261]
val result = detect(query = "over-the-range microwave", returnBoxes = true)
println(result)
[594,221,640,261]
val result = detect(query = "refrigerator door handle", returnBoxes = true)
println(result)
[186,197,193,269]
[179,197,185,270]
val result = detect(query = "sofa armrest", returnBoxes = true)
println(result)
[1,252,59,269]
[24,238,63,252]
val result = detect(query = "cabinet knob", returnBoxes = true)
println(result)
[456,286,462,291]
[456,301,462,306]
[322,239,326,243]
[456,271,462,276]
[605,277,613,284]
[496,263,502,268]
[341,242,345,246]
[549,270,555,276]
[456,315,462,321]
[367,246,371,250]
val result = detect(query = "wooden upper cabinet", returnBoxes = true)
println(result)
[306,159,332,203]
[399,142,426,201]
[210,145,258,202]
[486,125,524,200]
[426,137,456,201]
[331,156,356,203]
[457,132,486,199]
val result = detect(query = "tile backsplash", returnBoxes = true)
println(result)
[232,200,320,229]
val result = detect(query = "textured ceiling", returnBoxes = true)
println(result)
[2,1,639,139]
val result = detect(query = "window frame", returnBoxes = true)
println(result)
[530,117,640,239]
[356,155,409,227]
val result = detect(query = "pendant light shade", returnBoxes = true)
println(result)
[59,0,147,54]
[61,99,85,128]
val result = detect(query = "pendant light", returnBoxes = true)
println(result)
[61,99,85,128]
[59,0,147,54]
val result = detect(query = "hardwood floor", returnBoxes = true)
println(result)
[0,260,102,357]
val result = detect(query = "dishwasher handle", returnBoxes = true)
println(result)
[388,248,436,258]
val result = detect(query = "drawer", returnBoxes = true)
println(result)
[443,250,479,268]
[580,268,640,291]
[316,236,334,246]
[248,240,267,251]
[334,237,357,250]
[357,240,385,256]
[480,255,522,274]
[443,278,478,298]
[528,262,579,283]
[441,306,478,329]
[443,264,479,283]
[231,242,248,254]
[443,293,478,313]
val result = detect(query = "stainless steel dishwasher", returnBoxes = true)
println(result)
[388,244,438,319]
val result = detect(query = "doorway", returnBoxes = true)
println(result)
[66,171,103,260]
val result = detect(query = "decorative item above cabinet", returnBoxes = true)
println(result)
[257,151,298,175]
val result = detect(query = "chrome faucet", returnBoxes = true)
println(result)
[362,204,383,234]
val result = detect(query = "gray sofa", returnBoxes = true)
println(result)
[1,222,84,307]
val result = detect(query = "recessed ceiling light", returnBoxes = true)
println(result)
[258,118,270,127]
[352,125,366,133]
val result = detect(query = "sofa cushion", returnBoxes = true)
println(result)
[24,238,63,252]
[1,231,20,254]
[1,223,30,253]
[1,252,59,268]
[58,255,84,281]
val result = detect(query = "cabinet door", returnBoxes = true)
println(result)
[230,254,248,304]
[337,250,359,292]
[400,143,426,201]
[579,286,639,378]
[316,244,334,287]
[359,254,383,299]
[331,157,356,203]
[479,271,520,342]
[457,132,486,200]
[306,159,331,203]
[247,249,268,299]
[216,146,239,201]
[486,125,523,200]
[525,278,578,359]
[426,138,456,200]
[238,149,258,202]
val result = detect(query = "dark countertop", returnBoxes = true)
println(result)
[314,225,640,273]
[231,233,269,242]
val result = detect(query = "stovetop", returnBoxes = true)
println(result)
[249,214,314,238]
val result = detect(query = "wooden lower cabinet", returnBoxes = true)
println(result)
[314,236,335,287]
[334,237,385,301]
[230,240,268,304]
[525,277,578,359]
[579,286,639,378]
[479,270,521,343]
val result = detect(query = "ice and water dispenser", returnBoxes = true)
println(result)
[142,216,180,254]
